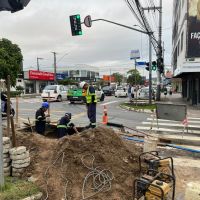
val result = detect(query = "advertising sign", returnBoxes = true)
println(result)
[29,70,54,81]
[103,75,115,82]
[130,49,140,60]
[187,0,200,58]
[56,73,68,80]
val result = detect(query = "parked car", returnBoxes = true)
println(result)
[138,87,155,100]
[67,86,104,103]
[102,86,115,96]
[115,86,128,97]
[41,85,68,102]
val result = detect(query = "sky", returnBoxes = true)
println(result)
[0,0,173,77]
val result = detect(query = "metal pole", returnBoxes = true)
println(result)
[0,91,5,186]
[52,52,57,84]
[37,57,39,71]
[156,0,162,101]
[6,75,11,136]
[134,59,138,106]
[149,34,152,105]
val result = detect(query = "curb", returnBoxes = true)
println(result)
[120,104,155,114]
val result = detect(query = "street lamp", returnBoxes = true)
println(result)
[37,57,44,71]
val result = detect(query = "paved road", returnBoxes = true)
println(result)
[11,96,150,128]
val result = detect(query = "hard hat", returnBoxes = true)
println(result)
[65,113,72,119]
[79,81,87,88]
[42,102,49,109]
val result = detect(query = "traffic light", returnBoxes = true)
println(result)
[152,61,157,71]
[70,14,82,36]
[145,62,149,71]
[0,0,31,12]
[157,57,164,74]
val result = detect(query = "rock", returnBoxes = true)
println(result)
[3,162,10,168]
[34,192,43,200]
[4,166,11,173]
[12,167,25,173]
[3,148,10,154]
[9,146,26,155]
[4,172,10,176]
[12,157,30,165]
[28,176,38,183]
[10,151,29,160]
[3,153,9,158]
[12,172,21,177]
[12,161,30,169]
[3,137,10,145]
[3,157,11,163]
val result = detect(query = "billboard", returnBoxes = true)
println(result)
[187,0,200,58]
[103,75,115,82]
[28,70,54,81]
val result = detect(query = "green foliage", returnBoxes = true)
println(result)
[0,38,23,87]
[16,85,24,92]
[0,177,40,200]
[112,72,123,85]
[57,79,77,85]
[127,69,143,85]
[122,103,156,110]
[96,79,106,87]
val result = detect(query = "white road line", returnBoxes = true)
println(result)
[100,101,118,106]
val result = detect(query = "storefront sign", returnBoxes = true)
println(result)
[187,0,200,58]
[29,70,54,81]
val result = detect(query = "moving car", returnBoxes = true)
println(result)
[115,86,128,97]
[41,85,68,102]
[102,86,115,96]
[67,86,104,103]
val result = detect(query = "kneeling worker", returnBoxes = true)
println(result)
[57,113,77,138]
[35,102,49,135]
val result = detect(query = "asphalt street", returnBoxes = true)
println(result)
[10,96,150,128]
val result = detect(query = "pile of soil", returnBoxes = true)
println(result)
[16,126,142,200]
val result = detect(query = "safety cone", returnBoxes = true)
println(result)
[102,105,108,124]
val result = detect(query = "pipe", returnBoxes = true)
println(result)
[122,136,200,153]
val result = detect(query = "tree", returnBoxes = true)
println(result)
[127,69,143,85]
[112,72,123,85]
[0,38,23,86]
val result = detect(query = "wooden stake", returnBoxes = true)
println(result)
[10,116,17,147]
[28,117,33,133]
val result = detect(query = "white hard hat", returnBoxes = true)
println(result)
[80,81,87,88]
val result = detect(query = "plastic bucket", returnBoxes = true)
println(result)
[143,136,158,152]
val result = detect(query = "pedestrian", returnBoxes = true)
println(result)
[35,102,49,135]
[131,85,135,99]
[57,113,76,138]
[80,81,97,128]
[164,87,167,97]
[128,85,132,101]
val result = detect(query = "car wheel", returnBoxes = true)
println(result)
[57,95,62,102]
[100,94,105,101]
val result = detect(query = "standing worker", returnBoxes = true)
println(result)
[80,81,97,128]
[35,102,49,135]
[57,113,76,138]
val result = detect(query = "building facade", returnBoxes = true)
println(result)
[172,0,200,105]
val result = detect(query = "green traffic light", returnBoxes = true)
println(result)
[76,15,80,19]
[78,31,82,35]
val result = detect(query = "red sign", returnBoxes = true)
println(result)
[103,75,115,82]
[29,70,54,81]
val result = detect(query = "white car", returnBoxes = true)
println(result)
[115,86,128,97]
[138,87,155,100]
[41,85,68,102]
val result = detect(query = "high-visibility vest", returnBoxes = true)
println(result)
[86,86,97,103]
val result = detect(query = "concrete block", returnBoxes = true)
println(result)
[9,146,26,155]
[10,151,29,160]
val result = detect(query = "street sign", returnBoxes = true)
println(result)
[84,15,92,27]
[130,49,140,60]
[136,61,146,66]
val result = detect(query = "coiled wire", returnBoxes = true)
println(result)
[81,154,114,200]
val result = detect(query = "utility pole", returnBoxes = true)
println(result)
[37,57,43,71]
[52,52,57,83]
[156,0,163,101]
[149,34,152,105]
[0,91,4,187]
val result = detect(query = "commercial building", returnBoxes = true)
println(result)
[172,0,200,105]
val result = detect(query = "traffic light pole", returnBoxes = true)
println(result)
[89,18,153,104]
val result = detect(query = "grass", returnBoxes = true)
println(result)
[122,103,156,110]
[0,177,40,200]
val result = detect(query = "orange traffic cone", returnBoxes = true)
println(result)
[102,105,108,124]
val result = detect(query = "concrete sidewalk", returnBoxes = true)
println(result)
[160,93,200,117]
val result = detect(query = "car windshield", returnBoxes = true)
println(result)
[117,87,123,90]
[44,85,57,90]
[102,86,110,90]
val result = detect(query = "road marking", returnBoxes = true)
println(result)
[100,101,118,106]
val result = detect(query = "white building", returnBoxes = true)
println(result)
[172,0,200,105]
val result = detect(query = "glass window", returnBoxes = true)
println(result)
[44,85,57,90]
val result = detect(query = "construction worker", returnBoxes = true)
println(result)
[80,81,97,128]
[35,102,49,135]
[57,113,75,138]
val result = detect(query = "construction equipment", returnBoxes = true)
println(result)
[139,151,174,178]
[133,170,175,200]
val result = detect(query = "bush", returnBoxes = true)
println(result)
[5,91,21,97]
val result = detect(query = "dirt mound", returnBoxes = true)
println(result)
[17,126,142,200]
